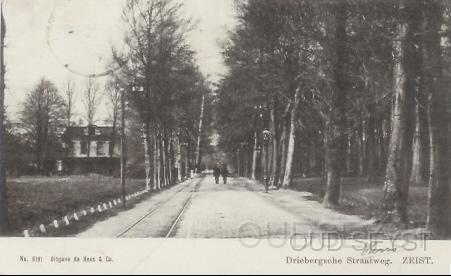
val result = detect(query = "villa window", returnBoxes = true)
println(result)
[96,141,105,156]
[69,142,75,155]
[109,141,114,156]
[80,141,88,155]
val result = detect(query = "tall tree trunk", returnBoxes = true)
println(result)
[278,115,288,187]
[282,88,301,189]
[424,0,450,238]
[377,118,386,175]
[153,131,158,190]
[159,130,164,187]
[269,104,280,186]
[120,85,126,206]
[381,116,391,174]
[0,4,9,235]
[185,139,190,178]
[251,130,258,180]
[161,129,168,187]
[186,138,191,177]
[309,141,315,175]
[154,130,161,190]
[244,147,249,177]
[261,137,267,183]
[195,93,205,172]
[305,141,311,176]
[410,102,423,185]
[357,125,365,176]
[419,107,430,184]
[311,140,318,175]
[168,135,174,185]
[323,1,348,208]
[382,2,410,223]
[267,135,273,182]
[366,107,378,181]
[176,130,182,182]
[345,134,352,176]
[236,149,240,176]
[165,132,171,186]
[143,122,152,190]
[323,120,344,207]
[166,134,171,185]
[410,66,429,186]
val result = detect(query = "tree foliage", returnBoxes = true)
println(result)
[20,78,65,173]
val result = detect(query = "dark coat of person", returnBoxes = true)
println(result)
[220,166,228,177]
[213,167,221,177]
[220,166,229,184]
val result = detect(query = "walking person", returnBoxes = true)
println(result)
[213,164,221,184]
[221,164,229,184]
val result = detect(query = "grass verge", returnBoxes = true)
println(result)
[290,176,430,229]
[6,175,151,237]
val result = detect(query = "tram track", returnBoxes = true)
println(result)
[116,175,204,238]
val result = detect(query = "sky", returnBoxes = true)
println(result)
[1,0,238,123]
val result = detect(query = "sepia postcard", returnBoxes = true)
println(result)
[1,0,451,274]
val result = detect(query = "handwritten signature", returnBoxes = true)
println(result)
[357,241,397,256]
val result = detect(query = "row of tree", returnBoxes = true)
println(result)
[110,0,213,190]
[216,0,451,238]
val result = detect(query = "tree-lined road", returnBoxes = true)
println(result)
[78,175,371,238]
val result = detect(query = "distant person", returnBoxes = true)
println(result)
[221,165,229,184]
[213,164,221,184]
